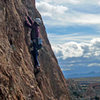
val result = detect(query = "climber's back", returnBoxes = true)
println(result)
[25,16,41,39]
[31,21,40,41]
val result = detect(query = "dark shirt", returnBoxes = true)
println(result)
[25,16,40,41]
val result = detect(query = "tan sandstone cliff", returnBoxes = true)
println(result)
[0,0,70,100]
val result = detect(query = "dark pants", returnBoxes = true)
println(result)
[31,41,40,68]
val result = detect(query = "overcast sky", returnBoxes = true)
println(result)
[36,0,100,26]
[36,0,100,77]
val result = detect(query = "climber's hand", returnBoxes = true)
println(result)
[25,9,29,16]
[25,16,28,20]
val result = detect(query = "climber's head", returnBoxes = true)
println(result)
[34,18,42,26]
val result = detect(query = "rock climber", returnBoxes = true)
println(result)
[25,12,42,74]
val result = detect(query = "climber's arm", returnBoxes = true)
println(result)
[25,16,32,28]
[27,16,34,25]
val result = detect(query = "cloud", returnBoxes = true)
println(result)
[88,63,100,67]
[48,33,100,44]
[73,13,100,25]
[36,1,100,27]
[37,0,100,5]
[61,68,71,71]
[98,1,100,5]
[36,2,68,17]
[51,38,100,59]
[83,38,100,57]
[37,0,80,5]
[81,0,100,5]
[52,42,84,59]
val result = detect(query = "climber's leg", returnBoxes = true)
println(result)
[33,50,40,68]
[30,41,40,74]
[33,51,41,74]
[32,41,40,68]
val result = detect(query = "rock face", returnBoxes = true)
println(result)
[0,0,70,100]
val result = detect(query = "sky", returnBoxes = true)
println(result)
[36,0,100,78]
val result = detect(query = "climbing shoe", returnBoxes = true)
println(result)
[34,67,41,75]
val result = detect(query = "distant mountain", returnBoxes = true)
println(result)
[65,71,100,79]
[57,56,100,79]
